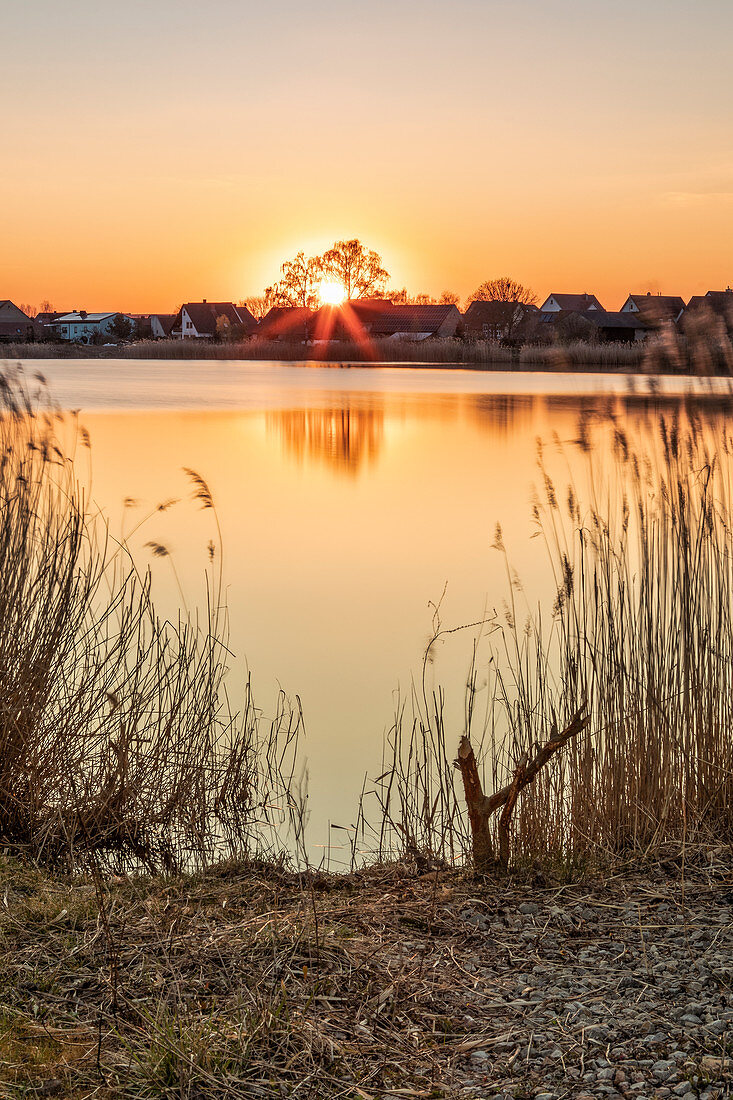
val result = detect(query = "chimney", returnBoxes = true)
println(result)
[202,298,207,304]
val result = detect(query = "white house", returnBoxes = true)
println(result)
[150,313,176,339]
[47,311,133,344]
[171,301,256,339]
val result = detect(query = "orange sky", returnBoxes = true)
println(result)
[3,0,733,313]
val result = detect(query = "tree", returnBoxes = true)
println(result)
[241,292,275,321]
[320,239,389,300]
[266,251,323,310]
[19,303,37,319]
[439,291,460,305]
[39,300,54,315]
[215,314,231,341]
[110,314,132,341]
[386,288,437,305]
[466,276,537,307]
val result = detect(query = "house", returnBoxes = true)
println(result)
[171,301,257,339]
[0,300,37,342]
[463,300,538,342]
[256,307,314,341]
[539,292,604,315]
[582,310,648,343]
[44,311,134,344]
[547,309,646,343]
[620,293,686,324]
[35,311,65,328]
[680,289,733,336]
[150,313,177,339]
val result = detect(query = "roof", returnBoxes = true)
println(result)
[581,310,647,329]
[368,303,459,336]
[180,302,256,336]
[151,313,177,335]
[541,293,604,312]
[53,312,120,323]
[626,293,685,309]
[683,291,733,323]
[257,307,313,338]
[464,300,526,324]
[704,290,733,310]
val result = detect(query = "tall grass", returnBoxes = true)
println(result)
[5,338,647,368]
[0,366,300,873]
[373,404,733,868]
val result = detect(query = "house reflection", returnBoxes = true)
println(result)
[267,404,384,475]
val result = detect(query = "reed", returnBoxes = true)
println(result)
[372,404,733,868]
[0,366,300,873]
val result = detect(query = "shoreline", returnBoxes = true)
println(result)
[2,848,730,1098]
[0,335,704,375]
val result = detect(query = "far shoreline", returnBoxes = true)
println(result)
[1,332,720,375]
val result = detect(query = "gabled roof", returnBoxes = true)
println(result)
[541,293,604,312]
[151,313,177,335]
[0,300,34,323]
[179,301,255,336]
[683,291,733,324]
[623,293,685,318]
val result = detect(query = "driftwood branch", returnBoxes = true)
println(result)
[455,706,589,873]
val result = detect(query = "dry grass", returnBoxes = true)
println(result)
[2,338,650,369]
[0,845,730,1098]
[369,404,733,870]
[0,366,300,874]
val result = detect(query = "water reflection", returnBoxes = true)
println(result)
[267,404,384,475]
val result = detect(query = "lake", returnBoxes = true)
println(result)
[12,359,732,865]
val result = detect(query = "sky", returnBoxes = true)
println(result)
[3,0,733,312]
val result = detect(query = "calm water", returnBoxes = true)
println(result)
[14,359,732,863]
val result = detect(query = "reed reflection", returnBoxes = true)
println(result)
[267,403,384,475]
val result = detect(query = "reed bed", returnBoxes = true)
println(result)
[0,366,300,874]
[370,404,733,869]
[10,336,647,368]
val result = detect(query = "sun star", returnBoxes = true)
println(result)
[318,280,346,306]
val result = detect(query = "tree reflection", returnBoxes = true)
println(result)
[267,404,384,475]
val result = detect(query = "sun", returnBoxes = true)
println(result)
[318,280,346,306]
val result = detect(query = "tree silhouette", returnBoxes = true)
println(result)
[467,276,536,306]
[321,240,389,300]
[266,252,323,309]
[241,292,275,320]
[110,314,132,341]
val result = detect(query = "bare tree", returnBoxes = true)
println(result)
[439,291,460,305]
[266,252,323,310]
[467,276,537,306]
[241,293,275,321]
[19,303,37,319]
[39,300,54,314]
[387,288,437,305]
[321,239,389,300]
